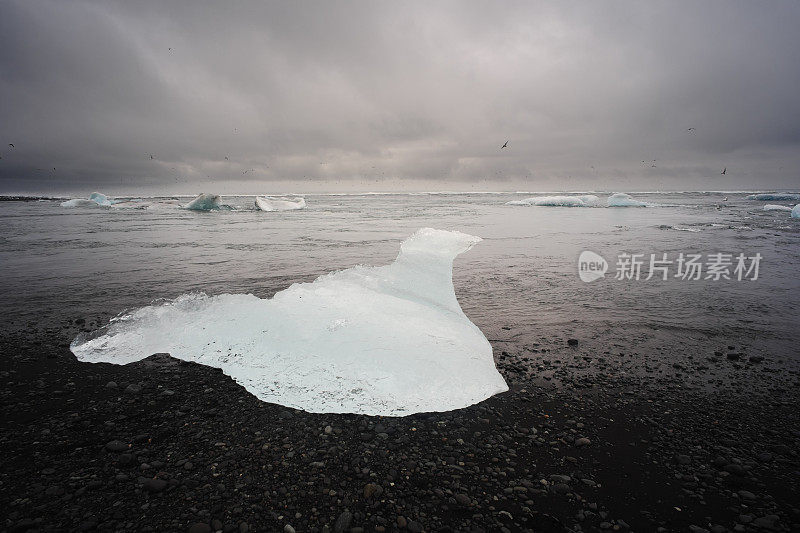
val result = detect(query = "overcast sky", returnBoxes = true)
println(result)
[1,1,799,194]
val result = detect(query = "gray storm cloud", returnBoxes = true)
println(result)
[1,0,799,194]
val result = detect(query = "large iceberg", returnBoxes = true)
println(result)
[506,195,600,207]
[70,228,508,416]
[607,192,649,207]
[255,196,306,211]
[792,205,800,218]
[746,193,800,201]
[60,191,115,207]
[763,204,793,212]
[184,193,224,211]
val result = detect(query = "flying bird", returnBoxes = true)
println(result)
[687,128,696,133]
[8,144,14,148]
[721,167,726,175]
[224,156,229,161]
[501,141,508,149]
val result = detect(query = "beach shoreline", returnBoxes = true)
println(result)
[2,332,798,533]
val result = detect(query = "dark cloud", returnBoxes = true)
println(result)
[1,0,799,193]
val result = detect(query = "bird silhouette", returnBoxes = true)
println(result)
[8,144,14,148]
[501,141,509,149]
[149,154,154,160]
[687,128,696,133]
[721,167,726,175]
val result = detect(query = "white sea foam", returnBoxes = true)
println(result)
[506,195,600,207]
[763,204,793,212]
[70,228,508,416]
[747,193,800,201]
[255,196,306,211]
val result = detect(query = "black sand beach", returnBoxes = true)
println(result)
[3,329,798,533]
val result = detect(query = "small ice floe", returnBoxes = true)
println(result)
[506,195,599,207]
[254,196,306,211]
[184,193,230,211]
[763,204,793,212]
[71,228,508,416]
[60,192,115,207]
[607,192,650,207]
[792,204,800,218]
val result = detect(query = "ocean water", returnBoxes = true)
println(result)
[1,191,799,377]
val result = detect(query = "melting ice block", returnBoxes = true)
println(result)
[184,193,224,211]
[763,204,793,212]
[607,193,650,207]
[506,195,599,207]
[61,192,114,207]
[255,196,306,211]
[71,228,509,416]
[792,205,800,218]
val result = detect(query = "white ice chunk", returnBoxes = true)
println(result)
[792,204,800,218]
[88,192,113,206]
[506,195,600,207]
[61,198,101,208]
[607,192,650,207]
[763,204,793,212]
[255,196,306,211]
[70,228,509,416]
[60,192,114,207]
[184,193,223,211]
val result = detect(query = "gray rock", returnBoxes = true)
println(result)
[105,440,129,453]
[553,483,571,494]
[333,511,352,533]
[363,483,383,499]
[454,493,471,506]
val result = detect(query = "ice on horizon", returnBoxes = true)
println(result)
[747,193,800,201]
[60,192,115,208]
[184,193,228,211]
[70,228,509,416]
[607,192,650,207]
[506,194,600,207]
[255,196,306,211]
